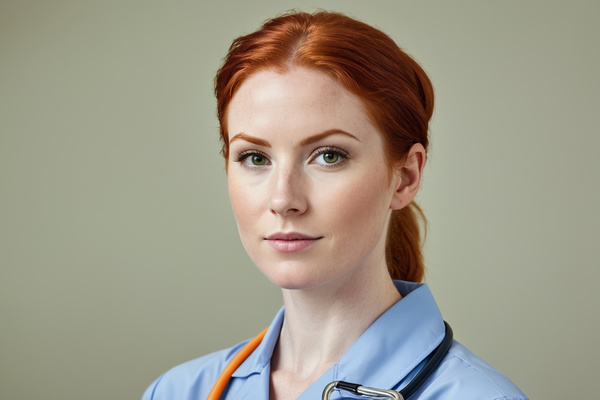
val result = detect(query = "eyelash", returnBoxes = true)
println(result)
[233,146,350,168]
[235,150,271,167]
[310,146,350,167]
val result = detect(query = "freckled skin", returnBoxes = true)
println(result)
[226,67,403,291]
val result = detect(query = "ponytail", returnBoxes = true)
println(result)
[386,202,426,282]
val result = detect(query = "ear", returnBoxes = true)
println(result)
[390,143,427,210]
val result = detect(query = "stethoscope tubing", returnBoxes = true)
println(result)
[399,321,453,399]
[322,321,453,400]
[206,328,268,400]
[207,321,452,400]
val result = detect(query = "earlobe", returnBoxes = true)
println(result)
[390,143,426,210]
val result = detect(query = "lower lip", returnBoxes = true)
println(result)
[266,239,320,253]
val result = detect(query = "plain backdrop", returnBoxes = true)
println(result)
[1,1,598,399]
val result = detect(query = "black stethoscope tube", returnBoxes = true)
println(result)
[399,321,453,399]
[324,321,453,400]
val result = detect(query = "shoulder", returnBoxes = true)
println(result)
[141,340,249,400]
[418,341,528,400]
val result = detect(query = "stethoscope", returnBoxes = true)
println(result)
[207,321,453,400]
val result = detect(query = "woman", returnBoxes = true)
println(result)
[143,11,528,400]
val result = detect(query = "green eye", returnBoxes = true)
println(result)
[313,148,348,166]
[251,155,267,165]
[322,152,339,163]
[235,151,270,168]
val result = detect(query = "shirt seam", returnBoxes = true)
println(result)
[449,351,524,399]
[493,397,529,400]
[147,373,164,400]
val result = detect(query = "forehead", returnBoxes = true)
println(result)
[227,67,374,136]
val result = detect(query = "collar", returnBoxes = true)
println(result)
[232,281,445,393]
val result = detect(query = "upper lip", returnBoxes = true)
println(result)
[265,232,322,241]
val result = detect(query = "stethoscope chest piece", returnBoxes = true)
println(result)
[322,381,403,400]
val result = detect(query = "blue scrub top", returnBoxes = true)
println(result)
[142,281,528,399]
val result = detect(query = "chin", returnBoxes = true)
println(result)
[265,273,323,291]
[258,262,334,291]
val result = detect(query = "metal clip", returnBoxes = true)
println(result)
[322,381,403,400]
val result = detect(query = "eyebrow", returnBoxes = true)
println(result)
[229,133,270,147]
[229,129,361,147]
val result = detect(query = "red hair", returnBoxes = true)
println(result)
[215,11,433,282]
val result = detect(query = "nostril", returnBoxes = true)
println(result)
[270,206,301,216]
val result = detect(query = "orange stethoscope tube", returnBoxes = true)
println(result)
[206,328,268,400]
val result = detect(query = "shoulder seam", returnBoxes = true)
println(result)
[493,397,529,400]
[147,373,165,399]
[447,349,520,399]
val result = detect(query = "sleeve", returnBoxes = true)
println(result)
[141,374,164,400]
[138,341,249,400]
[414,341,528,400]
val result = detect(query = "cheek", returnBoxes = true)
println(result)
[227,176,253,226]
[324,171,392,238]
[227,172,269,241]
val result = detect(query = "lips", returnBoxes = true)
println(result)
[265,232,322,252]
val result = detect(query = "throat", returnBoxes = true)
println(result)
[268,274,402,398]
[269,351,333,400]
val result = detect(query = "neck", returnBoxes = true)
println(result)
[271,263,401,379]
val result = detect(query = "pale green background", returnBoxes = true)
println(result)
[1,1,598,399]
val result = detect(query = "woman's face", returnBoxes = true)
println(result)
[226,67,403,291]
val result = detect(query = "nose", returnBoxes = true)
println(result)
[269,166,308,217]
